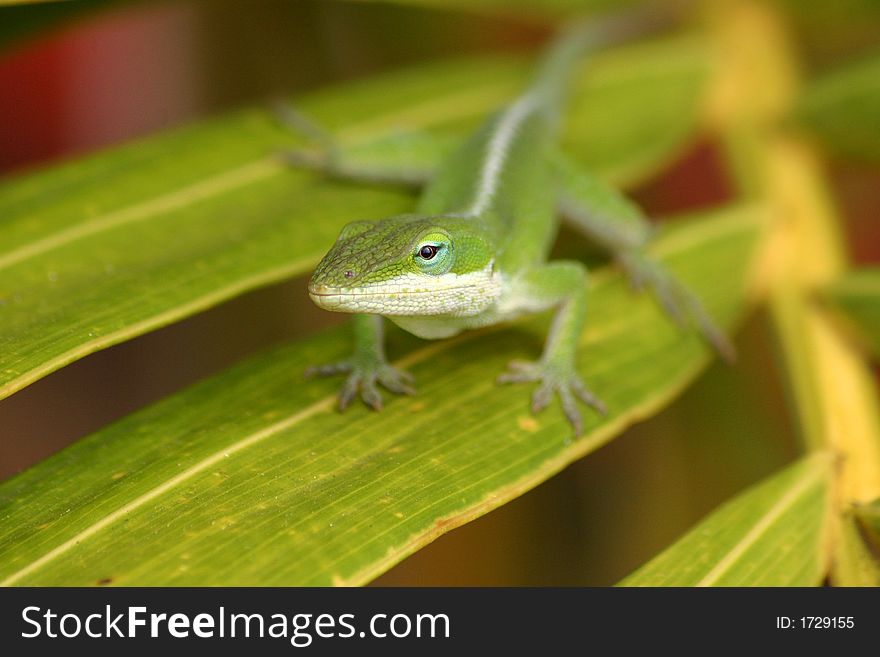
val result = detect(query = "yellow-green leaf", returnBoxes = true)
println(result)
[0,203,761,586]
[618,453,833,587]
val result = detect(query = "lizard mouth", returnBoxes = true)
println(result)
[308,284,481,315]
[308,286,439,314]
[309,285,431,297]
[309,284,472,298]
[308,264,500,315]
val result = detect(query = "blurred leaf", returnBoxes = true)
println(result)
[0,0,116,51]
[562,34,709,181]
[796,53,880,162]
[856,498,880,535]
[826,268,880,359]
[618,453,832,586]
[0,204,762,585]
[774,0,880,62]
[347,0,635,20]
[0,34,710,401]
[752,146,880,584]
[776,0,880,27]
[855,498,880,564]
[0,0,85,5]
[709,0,880,586]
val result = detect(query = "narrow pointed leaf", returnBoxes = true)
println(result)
[0,204,761,586]
[0,35,709,401]
[834,504,880,587]
[619,453,833,587]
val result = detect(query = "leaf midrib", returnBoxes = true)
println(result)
[0,160,278,272]
[693,460,826,586]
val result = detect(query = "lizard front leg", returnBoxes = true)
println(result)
[306,314,415,410]
[497,262,605,436]
[273,102,452,187]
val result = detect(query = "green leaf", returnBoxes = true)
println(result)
[0,34,709,401]
[825,268,880,359]
[795,53,880,162]
[618,453,833,586]
[0,203,762,586]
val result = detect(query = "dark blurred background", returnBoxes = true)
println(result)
[0,0,877,585]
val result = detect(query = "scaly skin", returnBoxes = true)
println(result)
[296,13,731,436]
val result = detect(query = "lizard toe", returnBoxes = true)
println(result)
[305,360,352,379]
[338,373,362,410]
[360,378,383,411]
[377,365,416,396]
[497,359,542,385]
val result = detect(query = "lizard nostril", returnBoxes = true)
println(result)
[344,270,354,279]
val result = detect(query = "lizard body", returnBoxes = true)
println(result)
[290,12,731,435]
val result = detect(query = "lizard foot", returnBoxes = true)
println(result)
[305,360,415,411]
[497,359,606,436]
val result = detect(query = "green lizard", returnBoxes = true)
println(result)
[282,12,733,436]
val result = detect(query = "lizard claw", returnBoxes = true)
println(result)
[498,360,606,436]
[272,101,336,147]
[306,360,415,411]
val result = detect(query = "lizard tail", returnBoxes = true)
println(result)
[531,4,686,123]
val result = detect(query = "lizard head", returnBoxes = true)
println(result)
[309,214,500,316]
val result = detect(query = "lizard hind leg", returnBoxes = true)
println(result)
[552,150,735,363]
[272,101,444,187]
[617,251,736,363]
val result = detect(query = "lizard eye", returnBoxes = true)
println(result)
[413,234,452,274]
[418,244,439,260]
